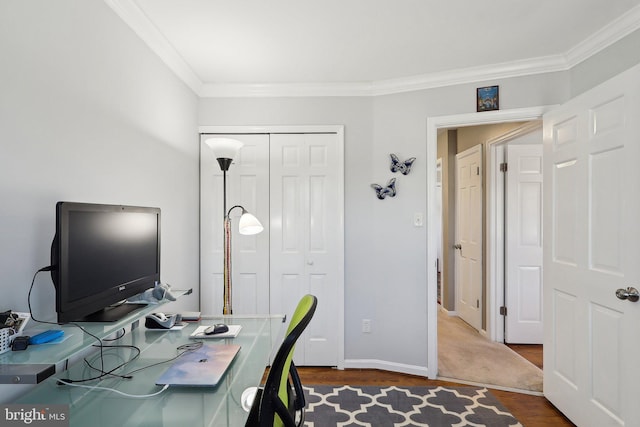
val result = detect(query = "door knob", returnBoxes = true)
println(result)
[307,260,314,266]
[615,287,640,302]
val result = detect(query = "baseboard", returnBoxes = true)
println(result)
[343,359,429,377]
[439,307,490,337]
[439,306,458,317]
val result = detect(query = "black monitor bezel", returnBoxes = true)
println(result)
[51,201,161,323]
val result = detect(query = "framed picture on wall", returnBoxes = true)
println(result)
[477,85,499,112]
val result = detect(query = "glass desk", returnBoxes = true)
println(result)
[12,316,284,427]
[1,290,194,367]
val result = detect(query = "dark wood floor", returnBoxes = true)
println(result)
[264,344,574,426]
[507,343,544,369]
[297,366,575,427]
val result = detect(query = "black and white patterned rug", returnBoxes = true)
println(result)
[303,385,522,427]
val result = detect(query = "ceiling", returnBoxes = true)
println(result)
[107,0,640,96]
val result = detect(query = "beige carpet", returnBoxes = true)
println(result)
[437,309,543,394]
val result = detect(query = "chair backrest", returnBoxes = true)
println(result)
[250,294,317,427]
[276,295,317,409]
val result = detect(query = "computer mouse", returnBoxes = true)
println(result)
[204,324,229,335]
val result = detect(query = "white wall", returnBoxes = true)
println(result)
[0,0,199,400]
[363,75,568,369]
[200,31,640,370]
[570,28,640,97]
[198,72,570,372]
[3,1,640,396]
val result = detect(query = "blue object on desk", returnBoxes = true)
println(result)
[29,330,64,344]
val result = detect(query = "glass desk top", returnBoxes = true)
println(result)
[0,290,193,366]
[12,316,284,427]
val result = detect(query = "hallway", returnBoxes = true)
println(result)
[437,309,543,393]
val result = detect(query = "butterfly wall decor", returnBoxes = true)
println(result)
[371,178,396,200]
[390,153,416,175]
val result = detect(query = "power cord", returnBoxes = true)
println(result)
[59,344,141,383]
[27,266,59,327]
[55,379,170,398]
[28,267,141,383]
[27,267,202,394]
[122,341,203,376]
[102,328,126,341]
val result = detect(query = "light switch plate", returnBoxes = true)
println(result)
[413,212,424,227]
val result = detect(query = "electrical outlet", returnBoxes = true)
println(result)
[362,319,372,333]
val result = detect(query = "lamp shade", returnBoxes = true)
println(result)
[238,212,264,235]
[205,137,244,161]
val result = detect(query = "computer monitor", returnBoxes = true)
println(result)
[51,201,161,322]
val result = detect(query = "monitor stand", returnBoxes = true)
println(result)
[79,303,146,322]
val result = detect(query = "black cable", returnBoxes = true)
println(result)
[80,328,127,380]
[78,344,141,382]
[29,267,135,384]
[57,343,143,384]
[102,328,126,341]
[58,328,146,383]
[122,341,204,376]
[28,266,60,327]
[29,267,204,385]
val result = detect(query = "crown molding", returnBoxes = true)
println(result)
[370,55,569,96]
[566,3,640,67]
[199,55,569,98]
[199,82,374,98]
[106,0,640,98]
[104,0,203,94]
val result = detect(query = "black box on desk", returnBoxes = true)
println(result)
[0,364,55,384]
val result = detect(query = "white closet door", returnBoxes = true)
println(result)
[270,133,341,366]
[200,134,270,316]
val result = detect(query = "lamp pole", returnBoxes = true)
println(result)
[217,158,233,315]
[205,137,244,315]
[205,136,264,316]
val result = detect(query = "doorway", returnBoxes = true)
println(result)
[426,107,550,379]
[434,121,543,390]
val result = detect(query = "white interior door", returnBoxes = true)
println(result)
[200,134,270,315]
[270,133,342,366]
[455,144,483,331]
[505,141,543,344]
[543,64,640,426]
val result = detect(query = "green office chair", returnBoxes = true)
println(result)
[244,294,317,427]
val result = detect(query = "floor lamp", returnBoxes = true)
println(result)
[205,137,264,315]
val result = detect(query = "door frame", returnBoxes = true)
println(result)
[199,124,345,369]
[426,107,552,378]
[435,158,443,304]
